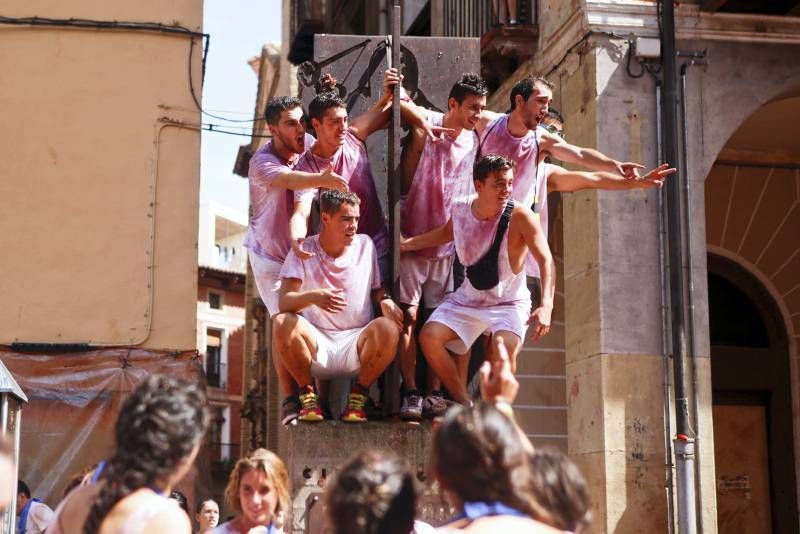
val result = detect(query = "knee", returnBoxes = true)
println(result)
[272,312,299,340]
[373,317,400,347]
[418,323,439,351]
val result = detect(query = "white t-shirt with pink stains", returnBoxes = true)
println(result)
[294,131,390,258]
[448,196,529,307]
[279,234,382,331]
[401,111,478,259]
[244,134,315,263]
[479,115,548,277]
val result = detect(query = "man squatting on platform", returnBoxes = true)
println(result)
[401,155,555,405]
[246,69,407,424]
[272,190,404,423]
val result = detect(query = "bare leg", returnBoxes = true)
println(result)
[399,304,419,390]
[419,321,469,404]
[357,317,400,387]
[489,330,523,374]
[270,325,298,398]
[272,312,317,387]
[507,0,518,23]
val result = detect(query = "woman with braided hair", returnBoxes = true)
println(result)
[212,448,290,534]
[48,375,209,533]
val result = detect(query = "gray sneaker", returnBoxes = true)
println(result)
[422,393,454,418]
[399,392,423,421]
[281,395,300,425]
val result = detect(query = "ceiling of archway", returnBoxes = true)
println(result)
[721,96,800,161]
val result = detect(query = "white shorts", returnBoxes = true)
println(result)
[427,298,532,354]
[398,253,454,308]
[299,316,363,379]
[249,252,283,317]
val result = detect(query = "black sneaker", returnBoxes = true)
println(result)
[281,395,301,425]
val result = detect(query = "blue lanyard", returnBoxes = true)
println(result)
[17,498,41,534]
[90,460,106,483]
[453,501,529,522]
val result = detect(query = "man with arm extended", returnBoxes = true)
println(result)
[272,190,404,423]
[396,73,488,420]
[401,155,555,404]
[245,96,349,425]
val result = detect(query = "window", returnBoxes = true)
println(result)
[209,291,222,310]
[205,328,226,388]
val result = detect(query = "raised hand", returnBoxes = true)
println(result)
[383,67,403,99]
[319,165,349,191]
[480,337,519,404]
[312,288,347,313]
[528,305,552,341]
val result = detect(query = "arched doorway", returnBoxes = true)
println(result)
[708,254,796,533]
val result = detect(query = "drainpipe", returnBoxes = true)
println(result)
[659,1,698,533]
[656,80,677,534]
[679,54,706,534]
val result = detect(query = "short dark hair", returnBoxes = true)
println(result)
[474,154,516,183]
[169,491,189,514]
[320,189,360,215]
[18,480,31,498]
[509,76,554,110]
[327,450,416,534]
[448,73,488,104]
[308,92,346,122]
[195,498,218,514]
[528,448,591,532]
[265,96,303,125]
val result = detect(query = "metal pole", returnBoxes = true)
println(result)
[660,0,697,532]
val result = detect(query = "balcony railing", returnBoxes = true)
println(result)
[442,0,536,38]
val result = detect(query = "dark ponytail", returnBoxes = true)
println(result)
[82,375,208,533]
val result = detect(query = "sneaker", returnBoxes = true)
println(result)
[341,389,370,423]
[399,391,423,421]
[298,387,324,422]
[422,392,453,418]
[281,395,300,425]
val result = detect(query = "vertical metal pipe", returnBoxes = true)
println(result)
[680,59,706,534]
[656,81,677,534]
[660,0,697,532]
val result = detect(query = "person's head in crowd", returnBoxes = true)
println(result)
[82,375,209,532]
[0,437,13,512]
[509,75,554,130]
[195,498,220,532]
[16,480,31,516]
[541,108,564,138]
[320,189,361,248]
[308,73,348,151]
[62,463,99,498]
[265,96,307,156]
[169,490,189,515]
[432,403,547,520]
[528,448,591,533]
[326,450,416,534]
[447,73,488,131]
[222,448,290,532]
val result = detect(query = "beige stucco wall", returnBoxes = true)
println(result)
[0,1,202,349]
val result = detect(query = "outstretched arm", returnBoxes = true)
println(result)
[548,163,676,193]
[515,209,554,341]
[270,166,348,192]
[540,130,644,178]
[288,198,314,260]
[399,219,454,253]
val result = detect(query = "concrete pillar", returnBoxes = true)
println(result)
[558,39,718,533]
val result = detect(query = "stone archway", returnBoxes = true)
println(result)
[704,86,800,530]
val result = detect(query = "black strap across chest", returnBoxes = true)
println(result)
[465,200,515,291]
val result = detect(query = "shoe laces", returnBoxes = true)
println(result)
[347,391,368,410]
[299,391,318,410]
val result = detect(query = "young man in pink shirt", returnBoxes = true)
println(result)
[401,155,555,404]
[396,73,488,420]
[273,190,404,423]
